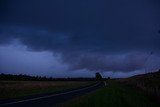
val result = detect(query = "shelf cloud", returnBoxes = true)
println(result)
[0,0,160,77]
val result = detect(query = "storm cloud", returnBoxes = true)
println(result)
[0,0,160,77]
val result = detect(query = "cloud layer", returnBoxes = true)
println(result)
[0,0,160,77]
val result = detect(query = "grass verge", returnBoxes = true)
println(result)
[57,81,159,107]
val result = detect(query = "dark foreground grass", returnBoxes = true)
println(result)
[57,81,159,107]
[119,71,160,99]
[0,81,92,100]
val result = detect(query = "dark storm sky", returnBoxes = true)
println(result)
[0,0,160,77]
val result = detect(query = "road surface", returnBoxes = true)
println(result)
[0,82,105,107]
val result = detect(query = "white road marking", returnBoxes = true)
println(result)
[0,82,101,107]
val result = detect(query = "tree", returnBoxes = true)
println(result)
[95,72,102,80]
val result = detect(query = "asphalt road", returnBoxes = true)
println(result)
[0,81,105,107]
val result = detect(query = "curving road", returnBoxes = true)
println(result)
[0,82,105,107]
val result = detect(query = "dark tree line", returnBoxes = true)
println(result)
[0,73,109,81]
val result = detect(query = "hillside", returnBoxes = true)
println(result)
[119,70,160,101]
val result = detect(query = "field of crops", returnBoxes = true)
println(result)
[0,81,92,100]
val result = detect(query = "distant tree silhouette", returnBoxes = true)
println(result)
[107,77,111,80]
[0,73,104,81]
[95,72,102,80]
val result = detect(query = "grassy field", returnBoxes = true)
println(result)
[0,81,93,100]
[119,71,160,99]
[57,81,159,107]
